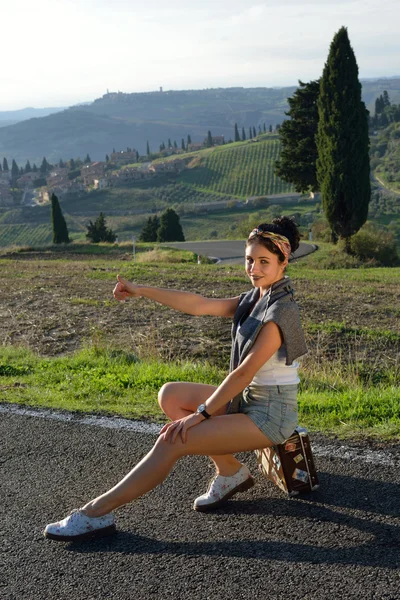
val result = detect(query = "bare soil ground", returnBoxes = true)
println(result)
[1,252,399,369]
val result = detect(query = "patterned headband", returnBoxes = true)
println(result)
[248,228,291,260]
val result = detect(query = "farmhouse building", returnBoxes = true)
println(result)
[17,172,38,188]
[110,150,138,166]
[188,143,204,152]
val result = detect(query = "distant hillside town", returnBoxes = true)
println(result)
[0,131,232,207]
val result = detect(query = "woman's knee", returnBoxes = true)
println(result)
[153,433,184,459]
[158,382,179,413]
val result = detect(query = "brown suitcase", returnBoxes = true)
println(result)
[254,427,319,496]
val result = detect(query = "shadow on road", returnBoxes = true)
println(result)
[66,472,400,570]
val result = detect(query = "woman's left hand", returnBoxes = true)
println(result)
[159,413,205,444]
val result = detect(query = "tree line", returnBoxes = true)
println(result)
[152,121,279,156]
[50,193,185,245]
[371,91,400,129]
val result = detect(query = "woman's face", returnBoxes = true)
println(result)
[245,241,287,293]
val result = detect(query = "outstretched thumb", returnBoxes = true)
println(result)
[117,274,125,284]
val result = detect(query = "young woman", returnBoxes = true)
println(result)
[44,216,307,541]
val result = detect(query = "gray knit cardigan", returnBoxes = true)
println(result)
[227,277,307,412]
[230,276,307,370]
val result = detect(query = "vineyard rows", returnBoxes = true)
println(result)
[150,183,235,205]
[0,224,52,247]
[180,140,294,197]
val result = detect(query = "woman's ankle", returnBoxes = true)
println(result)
[215,461,243,478]
[81,501,108,518]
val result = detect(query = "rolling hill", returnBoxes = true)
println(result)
[1,79,399,166]
[0,136,295,246]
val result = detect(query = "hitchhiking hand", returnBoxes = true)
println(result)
[113,274,136,302]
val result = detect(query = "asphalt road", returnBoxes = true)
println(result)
[1,408,399,600]
[165,241,316,264]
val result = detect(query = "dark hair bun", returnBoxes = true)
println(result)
[271,216,300,253]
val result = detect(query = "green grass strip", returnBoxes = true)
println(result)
[1,346,399,440]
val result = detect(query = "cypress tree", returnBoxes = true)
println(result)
[269,124,272,133]
[234,123,240,142]
[181,138,185,151]
[51,193,70,244]
[138,215,160,242]
[84,153,91,163]
[263,123,266,133]
[157,208,185,242]
[11,159,20,180]
[206,130,213,147]
[249,127,252,139]
[40,157,50,175]
[241,127,246,141]
[146,141,150,156]
[187,134,192,147]
[275,79,320,193]
[0,163,2,172]
[3,158,9,171]
[173,140,178,149]
[252,126,257,138]
[25,160,32,173]
[316,26,370,244]
[382,90,390,107]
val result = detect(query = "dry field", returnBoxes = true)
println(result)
[1,251,399,372]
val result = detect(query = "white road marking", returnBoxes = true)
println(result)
[0,403,398,466]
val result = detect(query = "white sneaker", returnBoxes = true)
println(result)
[193,464,254,512]
[44,509,116,542]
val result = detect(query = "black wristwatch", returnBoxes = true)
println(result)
[196,403,211,419]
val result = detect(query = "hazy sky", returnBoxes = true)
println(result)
[2,0,399,110]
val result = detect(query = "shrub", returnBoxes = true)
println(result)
[86,212,116,243]
[268,204,283,219]
[346,225,399,266]
[251,196,269,208]
[311,218,332,242]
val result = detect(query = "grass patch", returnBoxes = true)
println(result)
[299,358,400,439]
[1,345,399,439]
[0,346,223,420]
[70,298,101,306]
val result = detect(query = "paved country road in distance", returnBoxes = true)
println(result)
[165,240,316,264]
[1,408,399,600]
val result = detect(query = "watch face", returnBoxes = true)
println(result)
[197,404,206,413]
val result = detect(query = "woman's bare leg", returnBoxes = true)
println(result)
[158,382,242,476]
[82,413,272,517]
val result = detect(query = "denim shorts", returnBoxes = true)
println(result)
[239,383,298,444]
